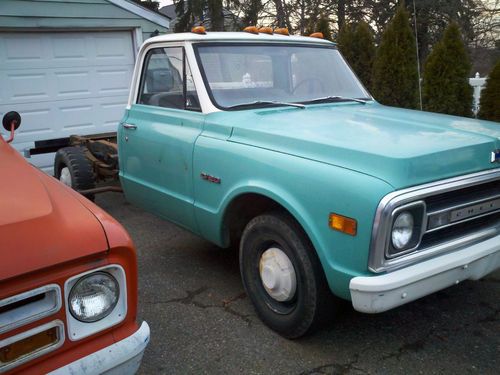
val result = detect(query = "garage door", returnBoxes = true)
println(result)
[0,31,135,171]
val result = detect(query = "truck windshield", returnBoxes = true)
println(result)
[194,43,371,110]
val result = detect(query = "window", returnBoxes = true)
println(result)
[195,44,370,109]
[138,47,200,111]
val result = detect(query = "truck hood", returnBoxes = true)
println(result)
[218,103,500,188]
[0,139,108,281]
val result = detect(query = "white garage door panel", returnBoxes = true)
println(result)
[2,65,133,104]
[0,32,134,70]
[0,30,135,171]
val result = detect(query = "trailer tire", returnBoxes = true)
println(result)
[54,146,96,201]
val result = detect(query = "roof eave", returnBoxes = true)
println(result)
[107,0,170,29]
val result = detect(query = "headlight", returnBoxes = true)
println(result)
[391,211,414,250]
[69,272,119,323]
[387,202,426,257]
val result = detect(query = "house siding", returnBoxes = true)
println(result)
[0,0,168,42]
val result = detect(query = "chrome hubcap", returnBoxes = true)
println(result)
[59,167,72,187]
[259,248,296,302]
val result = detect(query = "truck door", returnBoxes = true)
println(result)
[119,46,203,232]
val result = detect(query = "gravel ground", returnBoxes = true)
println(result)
[95,193,500,375]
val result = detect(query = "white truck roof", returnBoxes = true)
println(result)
[145,31,336,46]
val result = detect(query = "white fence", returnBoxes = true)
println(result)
[469,72,487,116]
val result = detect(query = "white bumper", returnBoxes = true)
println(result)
[49,321,150,375]
[350,236,500,313]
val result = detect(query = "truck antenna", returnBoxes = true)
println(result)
[413,0,423,110]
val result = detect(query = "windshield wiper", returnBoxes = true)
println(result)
[226,100,306,110]
[302,96,370,105]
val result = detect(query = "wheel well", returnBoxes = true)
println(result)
[223,193,331,300]
[223,193,288,247]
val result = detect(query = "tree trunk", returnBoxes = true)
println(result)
[274,0,287,28]
[337,0,346,31]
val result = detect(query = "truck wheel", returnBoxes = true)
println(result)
[240,212,331,338]
[54,147,96,200]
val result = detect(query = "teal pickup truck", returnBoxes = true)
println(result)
[58,30,500,338]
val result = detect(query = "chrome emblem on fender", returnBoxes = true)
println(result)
[491,150,500,163]
[200,172,221,184]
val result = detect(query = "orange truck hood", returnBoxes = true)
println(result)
[0,138,109,282]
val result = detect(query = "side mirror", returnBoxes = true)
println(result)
[2,111,21,143]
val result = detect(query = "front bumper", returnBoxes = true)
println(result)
[49,321,150,375]
[350,235,500,313]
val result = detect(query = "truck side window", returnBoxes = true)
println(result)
[138,47,200,111]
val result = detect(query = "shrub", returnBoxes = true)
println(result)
[337,23,356,65]
[372,5,419,109]
[422,22,473,117]
[353,22,376,92]
[478,60,500,122]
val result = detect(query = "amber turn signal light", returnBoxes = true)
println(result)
[274,28,289,36]
[0,327,58,364]
[329,213,357,236]
[309,32,324,39]
[191,26,206,34]
[259,27,273,34]
[243,26,259,34]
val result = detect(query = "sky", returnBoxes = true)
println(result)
[157,0,173,7]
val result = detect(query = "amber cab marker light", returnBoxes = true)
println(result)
[309,32,324,39]
[243,26,259,34]
[191,26,206,34]
[329,213,357,236]
[274,28,289,36]
[259,27,273,35]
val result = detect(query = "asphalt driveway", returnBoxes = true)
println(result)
[95,193,500,375]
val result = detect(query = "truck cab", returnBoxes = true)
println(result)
[118,29,500,338]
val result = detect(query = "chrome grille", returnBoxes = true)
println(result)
[424,182,499,236]
[0,285,62,335]
[369,169,500,272]
[422,212,500,248]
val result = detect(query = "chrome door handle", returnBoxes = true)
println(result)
[122,123,137,130]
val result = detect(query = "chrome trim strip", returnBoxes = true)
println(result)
[426,194,500,233]
[426,208,500,234]
[427,193,500,216]
[0,284,62,335]
[0,320,65,373]
[369,168,500,273]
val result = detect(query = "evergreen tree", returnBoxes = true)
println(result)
[352,22,376,92]
[422,22,473,117]
[241,0,263,26]
[372,4,419,109]
[174,0,224,32]
[132,0,159,12]
[337,22,375,92]
[174,0,204,33]
[478,60,500,122]
[337,23,356,65]
[316,16,333,41]
[207,0,224,31]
